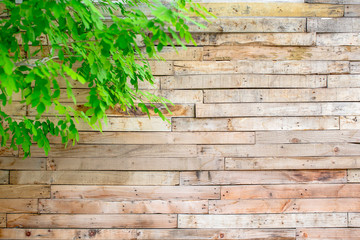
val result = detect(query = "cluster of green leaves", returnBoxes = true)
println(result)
[0,0,210,157]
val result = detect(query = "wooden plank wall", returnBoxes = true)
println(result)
[2,0,360,239]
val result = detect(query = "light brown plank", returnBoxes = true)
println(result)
[148,61,173,75]
[349,213,360,227]
[178,213,347,228]
[188,18,306,33]
[328,75,360,88]
[307,18,360,33]
[0,229,136,240]
[226,156,360,170]
[47,157,224,171]
[0,147,18,157]
[306,0,360,3]
[207,32,315,46]
[39,199,207,214]
[0,171,8,184]
[0,215,4,228]
[340,116,360,129]
[197,144,360,157]
[204,46,360,61]
[0,102,26,116]
[317,33,360,46]
[196,3,343,17]
[27,144,197,158]
[180,170,346,185]
[174,61,349,75]
[256,130,360,144]
[0,185,50,198]
[161,75,326,89]
[0,157,45,170]
[345,4,360,16]
[204,88,360,103]
[172,117,339,131]
[297,228,360,240]
[351,62,360,74]
[196,102,360,117]
[137,229,296,240]
[77,132,255,144]
[10,171,179,185]
[52,185,220,200]
[7,214,177,228]
[221,184,360,200]
[210,198,360,214]
[0,199,37,213]
[155,47,203,61]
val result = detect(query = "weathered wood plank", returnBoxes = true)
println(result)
[345,4,360,16]
[225,156,360,170]
[147,61,173,75]
[340,116,360,129]
[52,186,220,200]
[180,170,346,185]
[178,213,347,228]
[297,228,360,240]
[0,157,45,170]
[39,199,207,214]
[174,61,349,75]
[0,102,26,116]
[307,18,360,32]
[137,229,296,240]
[207,32,315,46]
[77,132,254,145]
[210,198,360,214]
[256,130,360,144]
[204,46,360,61]
[10,171,179,185]
[349,213,360,227]
[161,75,327,89]
[198,144,360,157]
[317,33,360,46]
[0,146,18,157]
[0,215,4,228]
[7,214,177,228]
[196,3,343,17]
[204,88,360,103]
[0,199,37,213]
[188,18,306,33]
[347,170,360,182]
[0,185,50,198]
[351,62,360,74]
[328,75,360,88]
[47,157,224,171]
[155,47,203,61]
[172,117,339,131]
[0,171,8,184]
[0,229,136,240]
[221,184,360,199]
[27,144,197,158]
[196,102,360,117]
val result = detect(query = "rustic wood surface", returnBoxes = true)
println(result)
[2,1,360,238]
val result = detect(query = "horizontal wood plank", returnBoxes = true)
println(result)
[7,214,177,228]
[196,102,360,117]
[188,18,306,33]
[174,61,349,75]
[297,228,360,240]
[225,156,360,170]
[47,157,224,171]
[328,75,360,88]
[221,183,360,199]
[10,171,179,185]
[345,4,360,16]
[349,213,360,227]
[351,62,360,73]
[178,213,347,228]
[180,170,346,185]
[161,75,326,89]
[305,0,360,3]
[27,144,197,158]
[148,61,173,75]
[39,199,207,214]
[77,131,254,145]
[204,88,360,103]
[52,185,220,200]
[0,185,50,198]
[307,18,360,32]
[340,116,360,129]
[347,169,360,182]
[317,33,360,46]
[172,117,339,131]
[0,199,37,213]
[0,147,18,157]
[210,198,360,214]
[0,157,45,170]
[0,171,8,184]
[197,144,360,157]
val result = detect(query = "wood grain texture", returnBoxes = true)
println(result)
[10,171,179,185]
[345,4,360,16]
[39,199,208,214]
[317,33,360,46]
[0,199,37,213]
[221,184,360,199]
[0,171,8,184]
[297,228,360,240]
[306,0,360,3]
[0,157,45,170]
[51,185,220,200]
[328,75,360,88]
[347,170,360,182]
[351,62,360,73]
[0,185,50,198]
[47,157,224,171]
[0,215,5,228]
[180,170,346,185]
[7,214,177,228]
[178,213,347,228]
[172,117,339,131]
[349,213,360,227]
[307,18,360,32]
[196,102,360,117]
[340,116,360,129]
[161,75,326,89]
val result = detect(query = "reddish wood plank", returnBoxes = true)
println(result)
[0,157,45,170]
[0,199,37,213]
[297,228,360,239]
